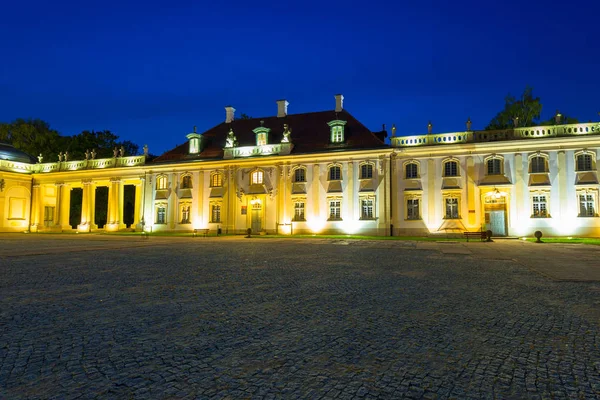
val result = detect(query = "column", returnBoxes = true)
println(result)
[427,159,436,228]
[347,160,354,220]
[390,153,398,235]
[133,181,142,228]
[118,180,125,230]
[466,156,476,226]
[168,173,176,230]
[60,184,72,231]
[514,153,524,227]
[557,151,567,221]
[54,182,63,230]
[381,156,390,236]
[196,171,204,227]
[312,164,320,220]
[30,184,42,231]
[106,178,121,231]
[78,180,94,231]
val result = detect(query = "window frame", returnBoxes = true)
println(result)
[210,203,222,223]
[405,197,421,220]
[210,173,223,188]
[156,175,168,190]
[251,170,264,185]
[444,196,460,219]
[293,199,306,221]
[359,196,375,220]
[577,190,598,217]
[405,162,419,179]
[530,192,550,218]
[156,203,167,224]
[443,160,459,177]
[576,152,594,172]
[180,203,191,224]
[294,168,306,183]
[485,157,502,176]
[180,174,192,189]
[328,198,342,221]
[328,165,342,181]
[359,163,374,180]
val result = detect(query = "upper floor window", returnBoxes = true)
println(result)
[257,132,267,146]
[251,170,264,185]
[156,175,167,190]
[181,175,192,189]
[211,173,223,188]
[294,168,306,183]
[329,165,342,181]
[530,156,548,173]
[328,120,347,143]
[405,163,418,179]
[576,153,593,171]
[360,164,373,179]
[487,158,502,175]
[444,161,458,177]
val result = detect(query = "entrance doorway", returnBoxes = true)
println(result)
[484,194,507,236]
[251,200,262,233]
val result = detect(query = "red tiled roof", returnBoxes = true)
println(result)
[153,109,386,163]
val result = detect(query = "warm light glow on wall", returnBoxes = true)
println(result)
[342,220,361,234]
[307,217,326,233]
[553,211,580,235]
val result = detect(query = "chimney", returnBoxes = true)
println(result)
[276,99,289,118]
[225,106,236,123]
[334,94,344,112]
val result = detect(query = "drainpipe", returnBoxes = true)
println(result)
[27,176,34,233]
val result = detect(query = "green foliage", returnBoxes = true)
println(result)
[0,119,140,162]
[486,87,543,130]
[239,113,252,120]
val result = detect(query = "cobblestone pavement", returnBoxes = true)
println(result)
[1,235,600,399]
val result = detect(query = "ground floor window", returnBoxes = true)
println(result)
[406,198,420,220]
[180,204,191,224]
[211,204,221,223]
[156,204,167,224]
[293,200,305,221]
[578,192,596,217]
[44,206,55,227]
[445,197,459,219]
[328,199,341,220]
[360,198,374,219]
[531,194,549,218]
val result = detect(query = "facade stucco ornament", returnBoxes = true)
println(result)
[236,187,245,201]
[225,128,237,148]
[0,178,4,192]
[37,154,43,163]
[281,124,292,143]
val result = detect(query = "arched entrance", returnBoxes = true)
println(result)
[484,189,507,236]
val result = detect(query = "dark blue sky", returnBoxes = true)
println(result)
[1,0,598,155]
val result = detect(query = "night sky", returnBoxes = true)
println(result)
[1,0,598,156]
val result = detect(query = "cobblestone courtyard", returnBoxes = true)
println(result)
[1,235,600,399]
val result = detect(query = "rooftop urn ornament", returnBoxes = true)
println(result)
[37,153,43,163]
[466,117,472,131]
[282,124,292,143]
[225,127,237,148]
[555,110,562,125]
[391,124,396,137]
[143,144,148,157]
[427,121,433,134]
[512,116,519,128]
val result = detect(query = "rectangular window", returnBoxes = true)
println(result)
[577,154,593,171]
[181,175,192,189]
[257,133,267,146]
[329,166,341,181]
[444,162,458,177]
[532,195,548,218]
[293,201,305,221]
[405,163,418,179]
[211,204,221,223]
[406,199,420,220]
[579,194,595,217]
[294,168,306,182]
[445,197,459,219]
[361,199,374,219]
[156,206,166,224]
[329,200,341,220]
[43,206,55,227]
[251,171,264,184]
[211,174,223,187]
[530,157,547,173]
[331,126,343,143]
[360,164,373,179]
[487,159,501,175]
[180,205,191,224]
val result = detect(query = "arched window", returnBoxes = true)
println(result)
[181,175,192,189]
[211,173,223,187]
[156,175,167,190]
[405,163,418,179]
[329,165,342,181]
[294,168,306,183]
[251,170,264,184]
[576,153,593,171]
[530,156,548,173]
[360,164,373,179]
[443,161,458,177]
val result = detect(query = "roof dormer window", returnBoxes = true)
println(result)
[253,123,271,147]
[186,127,202,154]
[327,120,347,144]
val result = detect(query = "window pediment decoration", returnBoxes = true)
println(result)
[327,120,347,144]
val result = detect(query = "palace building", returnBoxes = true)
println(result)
[1,95,600,237]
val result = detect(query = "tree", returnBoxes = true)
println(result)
[0,119,64,161]
[486,87,543,130]
[239,113,252,120]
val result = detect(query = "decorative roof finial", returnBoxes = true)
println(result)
[427,121,433,134]
[391,124,396,137]
[466,117,472,131]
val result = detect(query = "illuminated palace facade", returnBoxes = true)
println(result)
[1,94,600,237]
